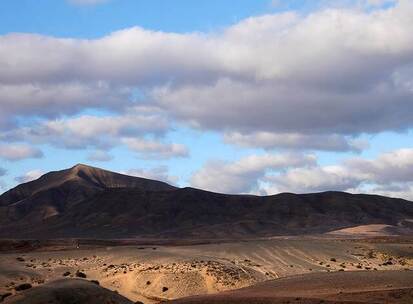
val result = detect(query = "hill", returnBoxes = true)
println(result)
[0,164,412,239]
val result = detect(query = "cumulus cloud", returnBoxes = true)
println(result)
[191,153,316,194]
[365,0,396,7]
[266,165,366,193]
[15,169,44,184]
[153,2,413,139]
[0,1,412,153]
[224,132,368,152]
[0,107,185,159]
[0,82,129,124]
[126,166,179,185]
[190,148,413,200]
[0,144,43,161]
[1,0,413,170]
[264,148,413,199]
[123,138,189,159]
[87,150,113,162]
[2,110,168,149]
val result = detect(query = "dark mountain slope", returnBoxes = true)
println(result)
[0,164,176,226]
[0,164,175,207]
[1,164,412,239]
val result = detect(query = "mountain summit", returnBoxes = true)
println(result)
[0,164,412,239]
[0,164,175,208]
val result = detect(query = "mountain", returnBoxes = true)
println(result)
[0,163,175,207]
[0,164,175,233]
[0,164,412,239]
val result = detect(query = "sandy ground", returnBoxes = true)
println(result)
[0,237,412,303]
[170,270,413,303]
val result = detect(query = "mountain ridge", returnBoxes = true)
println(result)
[0,164,412,239]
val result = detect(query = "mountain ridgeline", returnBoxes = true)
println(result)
[0,164,412,239]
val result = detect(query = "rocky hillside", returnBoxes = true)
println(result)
[0,164,412,239]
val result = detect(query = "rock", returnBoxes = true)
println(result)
[15,283,32,291]
[90,280,100,285]
[63,271,71,277]
[16,257,25,262]
[162,287,169,292]
[76,270,87,278]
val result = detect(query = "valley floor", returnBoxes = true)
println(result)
[0,236,412,303]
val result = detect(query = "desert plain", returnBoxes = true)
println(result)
[1,235,412,304]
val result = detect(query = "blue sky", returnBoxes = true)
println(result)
[0,0,273,37]
[1,0,412,199]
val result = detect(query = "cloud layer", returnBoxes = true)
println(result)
[1,1,413,148]
[191,153,316,194]
[0,144,43,161]
[1,1,412,198]
[191,148,413,199]
[126,166,179,185]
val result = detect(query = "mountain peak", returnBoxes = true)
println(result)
[72,163,90,169]
[69,163,99,174]
[0,164,176,207]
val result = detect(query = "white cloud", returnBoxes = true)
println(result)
[0,82,129,121]
[190,147,413,200]
[191,153,316,194]
[265,165,367,193]
[0,107,180,159]
[0,0,412,160]
[15,169,44,184]
[0,144,43,161]
[365,0,396,7]
[123,138,189,159]
[264,148,413,199]
[0,1,412,152]
[0,109,188,160]
[126,166,179,185]
[87,150,113,162]
[224,132,368,152]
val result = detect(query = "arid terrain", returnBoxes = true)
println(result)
[1,165,413,303]
[1,237,412,303]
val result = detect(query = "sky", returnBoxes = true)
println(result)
[0,0,413,199]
